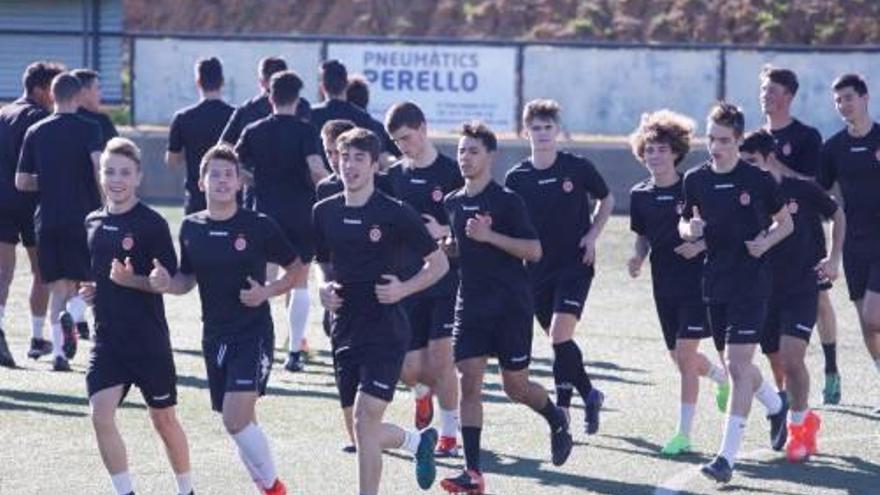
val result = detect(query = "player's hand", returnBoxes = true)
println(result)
[688,206,705,239]
[745,233,771,258]
[465,213,492,242]
[815,255,840,281]
[148,259,171,292]
[440,236,459,258]
[240,277,269,307]
[579,233,597,265]
[319,281,343,312]
[627,255,644,278]
[375,274,407,304]
[78,282,96,306]
[109,257,136,287]
[674,241,705,260]
[422,214,448,240]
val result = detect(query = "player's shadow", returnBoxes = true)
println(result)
[599,434,712,463]
[733,454,880,494]
[529,356,649,374]
[823,406,879,422]
[175,373,342,401]
[0,389,145,418]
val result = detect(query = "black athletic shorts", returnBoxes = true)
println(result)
[405,294,455,351]
[654,298,711,351]
[761,290,818,354]
[36,225,90,283]
[203,333,274,412]
[334,348,404,408]
[454,308,533,371]
[843,248,880,301]
[707,297,769,351]
[0,200,37,247]
[86,344,178,409]
[533,274,592,329]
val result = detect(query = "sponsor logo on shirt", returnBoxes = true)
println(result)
[121,233,134,251]
[850,146,867,153]
[410,178,427,184]
[655,195,674,201]
[462,205,480,212]
[369,225,382,242]
[101,224,119,231]
[562,178,574,193]
[208,230,228,237]
[782,142,792,156]
[739,191,751,206]
[538,178,557,185]
[343,218,362,225]
[787,199,799,215]
[714,183,734,190]
[234,234,247,251]
[432,187,444,202]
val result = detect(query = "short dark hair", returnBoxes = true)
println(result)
[71,68,99,89]
[740,129,776,158]
[337,127,381,162]
[269,71,303,107]
[321,119,356,142]
[707,102,745,138]
[523,99,561,125]
[321,59,348,96]
[51,73,82,103]
[385,101,426,134]
[259,57,287,82]
[832,73,869,96]
[460,120,497,152]
[346,75,370,110]
[22,61,65,94]
[196,57,224,91]
[761,65,799,95]
[199,144,240,179]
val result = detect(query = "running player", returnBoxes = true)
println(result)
[818,73,880,414]
[679,103,793,483]
[385,101,463,457]
[73,68,119,147]
[82,137,193,495]
[15,72,103,372]
[740,129,844,462]
[759,65,841,403]
[166,56,234,214]
[234,70,327,373]
[313,127,446,494]
[149,145,297,494]
[505,99,608,433]
[316,120,394,201]
[441,121,572,495]
[0,61,62,366]
[627,110,729,456]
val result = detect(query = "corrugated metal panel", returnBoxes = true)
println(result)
[0,35,85,98]
[98,37,124,101]
[0,0,86,31]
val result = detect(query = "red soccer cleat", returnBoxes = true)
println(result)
[440,469,484,494]
[415,390,434,429]
[263,479,287,495]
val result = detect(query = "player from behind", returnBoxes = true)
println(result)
[679,103,793,483]
[441,122,572,495]
[73,68,118,147]
[385,101,464,456]
[627,110,729,456]
[504,99,609,433]
[81,138,193,495]
[149,145,299,495]
[740,130,844,462]
[313,128,447,494]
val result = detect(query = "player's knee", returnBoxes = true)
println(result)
[149,408,180,435]
[221,412,249,435]
[90,407,115,431]
[501,376,529,403]
[725,360,752,383]
[675,350,695,375]
[459,375,482,401]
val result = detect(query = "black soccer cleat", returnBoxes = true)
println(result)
[550,408,573,466]
[584,388,605,435]
[27,337,53,360]
[768,391,789,451]
[52,355,71,372]
[76,321,90,340]
[701,455,733,483]
[59,311,77,360]
[0,328,17,368]
[283,352,304,372]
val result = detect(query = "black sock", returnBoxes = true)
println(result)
[822,343,838,374]
[462,426,482,472]
[555,340,593,402]
[552,345,574,407]
[537,398,565,430]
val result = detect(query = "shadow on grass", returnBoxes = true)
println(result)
[0,389,146,418]
[732,453,880,495]
[175,373,342,401]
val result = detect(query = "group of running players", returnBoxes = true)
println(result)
[0,54,877,495]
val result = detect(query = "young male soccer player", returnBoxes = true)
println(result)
[679,103,793,483]
[73,68,119,147]
[82,138,194,495]
[818,73,880,414]
[385,101,463,456]
[504,99,609,433]
[16,72,103,372]
[313,128,446,495]
[0,61,63,366]
[167,57,234,214]
[740,129,844,462]
[627,110,729,456]
[235,70,328,373]
[441,121,573,494]
[149,145,298,494]
[759,66,841,403]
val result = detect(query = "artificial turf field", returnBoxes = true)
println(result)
[0,207,877,494]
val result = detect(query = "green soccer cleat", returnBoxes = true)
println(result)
[661,433,692,456]
[715,381,730,413]
[823,372,841,405]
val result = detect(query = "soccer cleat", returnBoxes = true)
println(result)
[660,433,691,456]
[823,372,841,405]
[0,329,17,368]
[785,422,810,462]
[804,411,821,455]
[435,435,460,458]
[283,352,303,372]
[551,408,573,466]
[700,455,733,483]
[715,381,730,413]
[415,390,434,429]
[27,337,52,359]
[768,391,789,451]
[415,427,438,489]
[263,479,286,495]
[76,321,90,340]
[52,355,71,372]
[440,469,484,494]
[59,311,77,359]
[584,388,604,435]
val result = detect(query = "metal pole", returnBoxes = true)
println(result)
[92,0,101,71]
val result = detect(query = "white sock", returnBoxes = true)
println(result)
[707,363,728,384]
[66,295,87,323]
[755,380,783,415]
[678,403,696,438]
[110,471,133,495]
[51,323,64,358]
[439,407,459,438]
[718,415,747,467]
[400,429,421,454]
[0,305,5,327]
[232,423,277,490]
[287,288,310,353]
[412,383,431,400]
[790,409,807,426]
[31,315,45,339]
[236,445,260,483]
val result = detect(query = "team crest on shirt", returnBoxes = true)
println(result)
[739,191,751,206]
[121,233,134,251]
[431,187,444,202]
[562,178,574,193]
[369,225,382,242]
[787,199,799,215]
[234,234,247,251]
[782,142,792,156]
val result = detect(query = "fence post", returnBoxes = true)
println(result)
[515,43,524,135]
[129,36,136,126]
[717,47,727,101]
